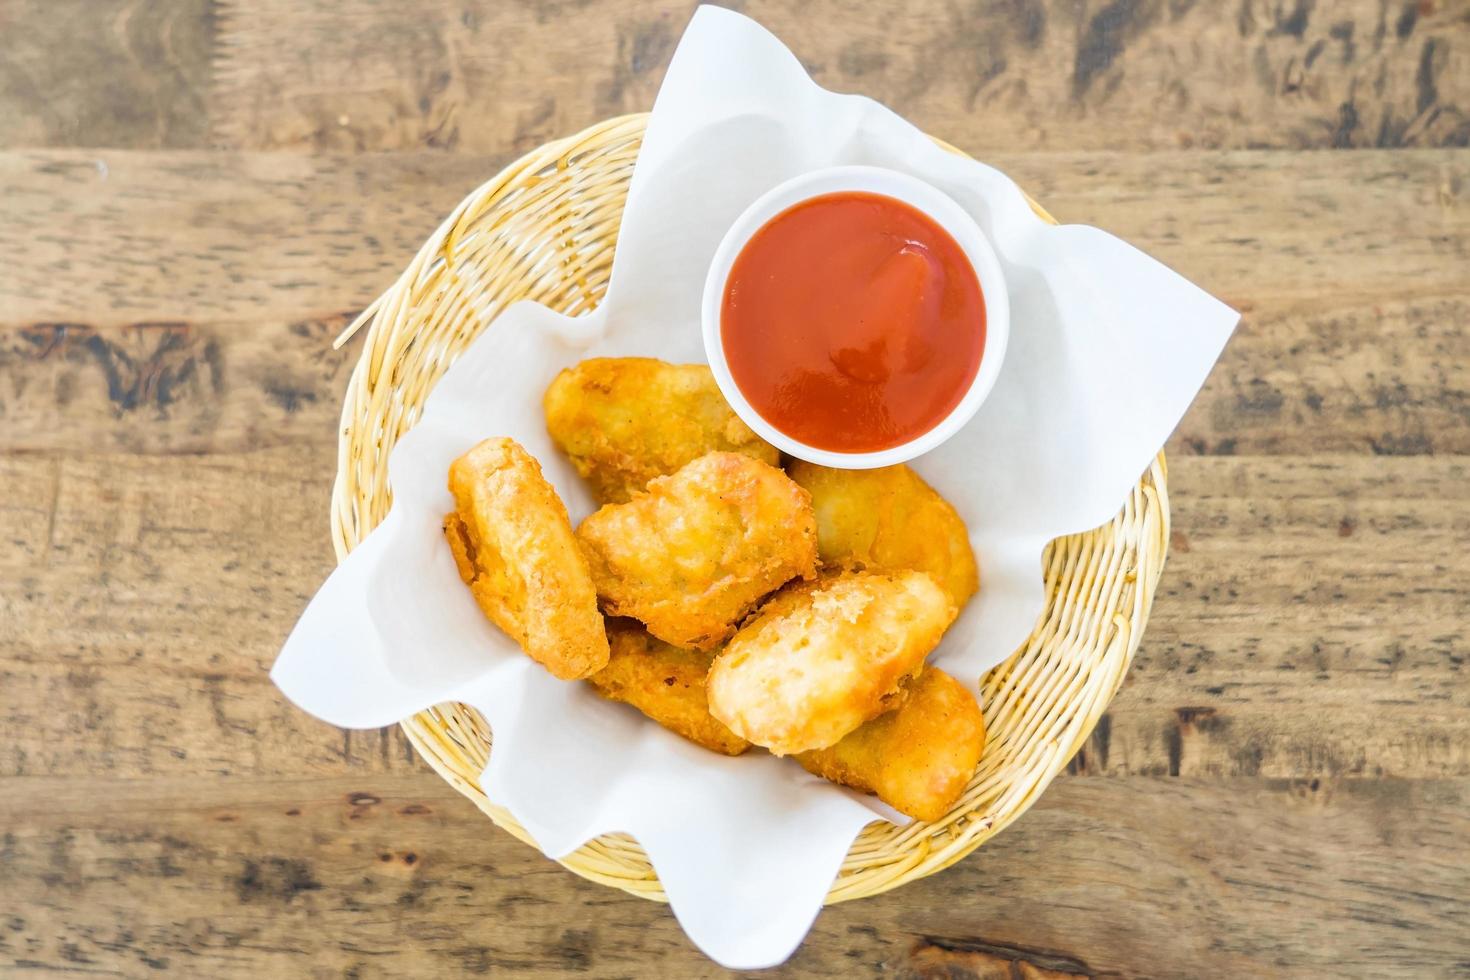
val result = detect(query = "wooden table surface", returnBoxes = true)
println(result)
[3,1,1468,977]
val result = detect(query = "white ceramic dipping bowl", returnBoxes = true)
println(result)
[701,165,1009,470]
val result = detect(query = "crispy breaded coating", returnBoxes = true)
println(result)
[707,569,957,756]
[445,437,608,680]
[544,357,779,504]
[575,451,818,650]
[796,668,986,821]
[786,461,979,608]
[587,620,750,756]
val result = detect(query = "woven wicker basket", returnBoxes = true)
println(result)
[329,113,1169,906]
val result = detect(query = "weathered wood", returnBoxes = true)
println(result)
[207,0,1470,154]
[0,0,214,149]
[2,149,1466,456]
[0,316,360,454]
[7,147,1463,321]
[1175,293,1470,458]
[4,0,1467,155]
[7,141,1465,328]
[3,292,1464,457]
[0,446,414,780]
[3,450,1466,784]
[0,151,495,322]
[1,774,1466,977]
[1088,453,1470,781]
[3,1,1468,973]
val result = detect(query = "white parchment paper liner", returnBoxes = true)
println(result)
[274,7,1238,968]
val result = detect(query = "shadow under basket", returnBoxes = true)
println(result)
[328,112,1170,906]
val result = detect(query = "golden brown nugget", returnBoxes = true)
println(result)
[544,357,779,504]
[445,437,608,680]
[575,452,817,650]
[786,461,979,608]
[587,620,750,756]
[796,668,986,822]
[707,569,957,756]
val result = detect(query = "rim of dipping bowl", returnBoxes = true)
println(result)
[701,165,1010,470]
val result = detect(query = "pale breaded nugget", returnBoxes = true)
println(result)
[796,668,986,822]
[786,461,979,608]
[575,451,818,650]
[587,620,750,756]
[707,570,957,756]
[544,357,779,504]
[445,437,608,680]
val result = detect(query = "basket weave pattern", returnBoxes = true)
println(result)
[330,113,1169,904]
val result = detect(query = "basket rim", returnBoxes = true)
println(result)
[328,111,1168,907]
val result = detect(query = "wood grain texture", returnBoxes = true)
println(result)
[0,151,494,322]
[206,0,1470,155]
[2,0,1468,974]
[3,450,1465,783]
[5,290,1464,458]
[0,446,399,780]
[0,316,358,454]
[4,143,1457,323]
[2,775,1466,977]
[1096,454,1470,780]
[2,149,1465,455]
[0,0,216,149]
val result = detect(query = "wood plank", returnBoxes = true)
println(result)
[2,0,1465,972]
[0,316,359,454]
[2,290,1458,461]
[0,446,427,779]
[5,148,1462,319]
[998,148,1470,308]
[0,151,496,322]
[207,0,1470,155]
[1081,454,1470,780]
[3,450,1466,783]
[0,0,215,150]
[1174,293,1470,458]
[2,149,1465,455]
[1,774,1466,977]
[4,291,1464,457]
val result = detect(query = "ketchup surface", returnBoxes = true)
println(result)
[721,191,985,454]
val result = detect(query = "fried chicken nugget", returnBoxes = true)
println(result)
[587,620,750,756]
[445,437,608,680]
[707,569,957,756]
[796,668,986,821]
[544,357,779,504]
[575,451,818,651]
[786,461,979,608]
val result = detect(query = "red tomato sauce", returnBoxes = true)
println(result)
[721,191,985,454]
